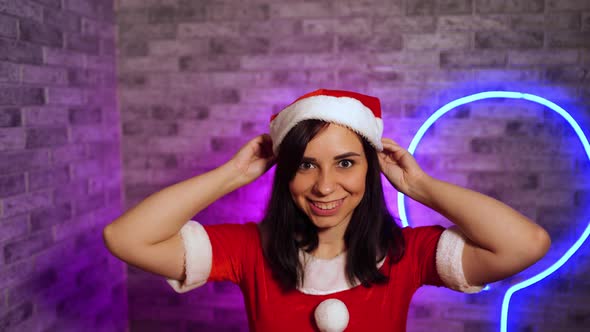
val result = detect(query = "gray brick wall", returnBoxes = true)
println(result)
[115,0,590,331]
[0,0,126,331]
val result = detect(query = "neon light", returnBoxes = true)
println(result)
[398,91,590,332]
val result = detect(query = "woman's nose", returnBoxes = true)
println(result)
[313,170,336,196]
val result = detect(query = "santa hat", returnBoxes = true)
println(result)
[269,89,383,155]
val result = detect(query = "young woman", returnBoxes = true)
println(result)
[103,89,551,331]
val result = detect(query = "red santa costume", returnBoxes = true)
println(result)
[166,89,484,331]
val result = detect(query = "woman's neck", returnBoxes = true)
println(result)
[313,226,347,259]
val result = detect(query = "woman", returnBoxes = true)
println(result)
[103,89,551,331]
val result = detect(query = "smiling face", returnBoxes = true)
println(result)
[288,123,368,236]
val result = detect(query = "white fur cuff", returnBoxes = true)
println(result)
[436,226,484,294]
[166,220,213,293]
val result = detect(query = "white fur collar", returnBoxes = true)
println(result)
[298,250,386,295]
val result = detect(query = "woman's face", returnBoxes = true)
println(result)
[289,123,368,234]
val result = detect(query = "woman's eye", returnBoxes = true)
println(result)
[338,160,354,168]
[298,162,314,170]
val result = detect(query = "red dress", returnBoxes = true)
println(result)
[203,222,446,332]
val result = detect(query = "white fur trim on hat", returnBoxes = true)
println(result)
[436,226,485,294]
[166,220,212,293]
[270,95,384,155]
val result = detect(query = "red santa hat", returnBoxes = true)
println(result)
[269,89,384,155]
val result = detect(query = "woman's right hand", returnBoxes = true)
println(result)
[227,134,276,186]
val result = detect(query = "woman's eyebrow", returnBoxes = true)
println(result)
[301,152,362,162]
[333,152,361,159]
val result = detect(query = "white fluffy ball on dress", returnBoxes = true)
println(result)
[314,298,350,332]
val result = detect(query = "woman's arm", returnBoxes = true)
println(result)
[103,134,275,280]
[378,138,550,286]
[407,173,550,285]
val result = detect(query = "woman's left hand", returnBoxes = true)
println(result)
[378,138,429,195]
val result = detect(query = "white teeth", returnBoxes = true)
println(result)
[312,200,341,210]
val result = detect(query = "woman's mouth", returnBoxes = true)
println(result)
[308,198,345,216]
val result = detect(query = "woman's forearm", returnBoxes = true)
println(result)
[104,162,243,247]
[407,174,550,258]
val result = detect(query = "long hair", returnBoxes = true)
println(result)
[259,119,405,291]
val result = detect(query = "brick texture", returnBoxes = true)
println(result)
[111,0,590,331]
[0,0,125,332]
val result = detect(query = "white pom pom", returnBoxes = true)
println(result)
[314,298,350,332]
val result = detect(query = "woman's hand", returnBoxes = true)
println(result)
[227,134,276,186]
[378,137,429,195]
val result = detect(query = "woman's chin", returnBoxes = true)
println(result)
[309,215,350,232]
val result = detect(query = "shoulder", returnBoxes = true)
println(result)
[203,221,259,233]
[399,225,446,261]
[395,225,448,287]
[203,222,261,246]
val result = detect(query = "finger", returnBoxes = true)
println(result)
[377,152,390,168]
[381,141,406,156]
[377,151,389,162]
[382,145,412,165]
[381,138,402,149]
[256,134,271,147]
[378,151,400,166]
[381,137,402,147]
[260,133,272,143]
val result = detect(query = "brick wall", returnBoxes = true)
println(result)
[0,0,126,331]
[116,0,590,331]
